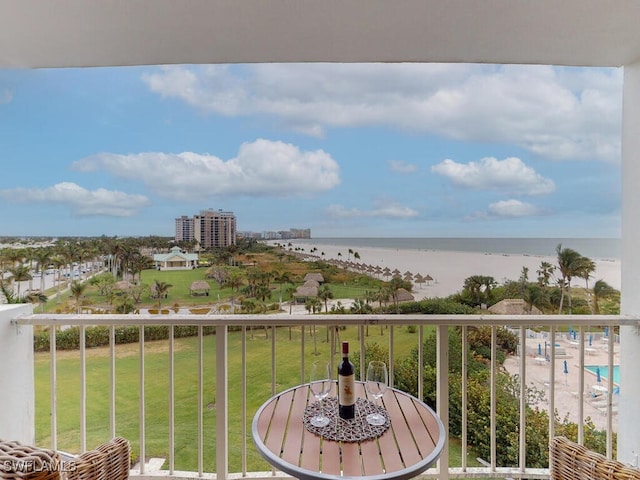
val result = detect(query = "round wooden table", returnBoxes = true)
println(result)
[252,381,445,480]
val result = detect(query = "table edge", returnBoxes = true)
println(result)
[251,382,446,480]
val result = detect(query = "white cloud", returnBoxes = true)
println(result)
[72,139,340,201]
[431,157,555,196]
[326,203,419,219]
[0,182,149,216]
[487,199,546,217]
[142,64,621,161]
[388,160,418,174]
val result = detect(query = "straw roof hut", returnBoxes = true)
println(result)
[190,280,211,296]
[488,299,542,315]
[303,279,320,288]
[293,284,318,303]
[395,288,415,302]
[304,272,324,284]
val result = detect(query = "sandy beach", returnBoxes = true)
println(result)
[281,240,621,301]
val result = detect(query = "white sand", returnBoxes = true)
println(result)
[281,240,621,300]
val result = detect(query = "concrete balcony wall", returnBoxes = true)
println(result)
[0,304,34,444]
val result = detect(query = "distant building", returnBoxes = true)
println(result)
[153,246,199,270]
[175,215,195,243]
[175,209,237,249]
[194,209,237,249]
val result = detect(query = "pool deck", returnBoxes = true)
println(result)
[504,333,619,432]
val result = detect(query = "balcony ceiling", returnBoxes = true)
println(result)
[1,0,640,69]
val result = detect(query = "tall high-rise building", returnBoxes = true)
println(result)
[193,209,237,249]
[175,215,195,243]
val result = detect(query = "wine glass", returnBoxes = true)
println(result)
[309,361,331,427]
[365,361,388,426]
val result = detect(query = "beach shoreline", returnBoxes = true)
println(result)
[274,240,621,300]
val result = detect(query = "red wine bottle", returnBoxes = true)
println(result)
[338,341,355,419]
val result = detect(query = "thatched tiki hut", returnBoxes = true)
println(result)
[190,280,211,296]
[488,299,542,315]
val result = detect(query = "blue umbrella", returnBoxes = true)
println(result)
[589,334,593,346]
[538,343,542,356]
[596,366,601,383]
[573,330,577,340]
[604,326,609,337]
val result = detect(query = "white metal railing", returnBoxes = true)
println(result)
[14,313,629,479]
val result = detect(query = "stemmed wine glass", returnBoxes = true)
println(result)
[309,361,331,427]
[365,361,388,426]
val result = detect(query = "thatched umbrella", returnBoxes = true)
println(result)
[382,267,391,280]
[403,271,413,281]
[391,268,401,279]
[425,274,434,285]
[414,273,425,288]
[374,265,383,278]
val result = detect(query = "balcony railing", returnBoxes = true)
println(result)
[9,311,630,479]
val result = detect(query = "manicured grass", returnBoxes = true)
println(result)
[34,324,479,471]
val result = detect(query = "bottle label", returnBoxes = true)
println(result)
[339,374,355,406]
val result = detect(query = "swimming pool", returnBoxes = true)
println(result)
[585,365,620,385]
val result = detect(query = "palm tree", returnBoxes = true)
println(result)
[70,280,88,313]
[225,271,245,313]
[317,284,334,312]
[8,264,32,299]
[537,261,555,287]
[285,285,297,314]
[593,279,617,314]
[153,280,173,310]
[34,247,52,293]
[555,243,588,314]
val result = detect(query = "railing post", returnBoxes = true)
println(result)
[436,325,449,479]
[0,305,34,444]
[217,325,228,480]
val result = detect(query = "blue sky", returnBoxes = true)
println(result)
[0,64,622,238]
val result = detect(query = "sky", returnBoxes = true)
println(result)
[0,64,622,238]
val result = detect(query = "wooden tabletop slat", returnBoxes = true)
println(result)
[263,389,295,455]
[373,391,406,473]
[252,382,444,480]
[359,438,385,475]
[281,385,311,466]
[384,389,426,467]
[320,438,342,475]
[416,400,442,447]
[255,398,277,438]
[395,393,437,454]
[340,441,363,476]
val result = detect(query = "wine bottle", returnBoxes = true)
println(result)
[338,341,355,419]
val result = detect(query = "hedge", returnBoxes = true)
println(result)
[34,325,219,352]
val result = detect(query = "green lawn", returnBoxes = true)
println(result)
[35,324,481,472]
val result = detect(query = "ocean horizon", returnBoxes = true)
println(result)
[288,237,620,261]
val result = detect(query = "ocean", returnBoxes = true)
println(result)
[289,238,620,261]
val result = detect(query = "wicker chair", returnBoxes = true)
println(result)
[0,437,130,480]
[64,437,130,480]
[0,440,62,480]
[551,436,640,480]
